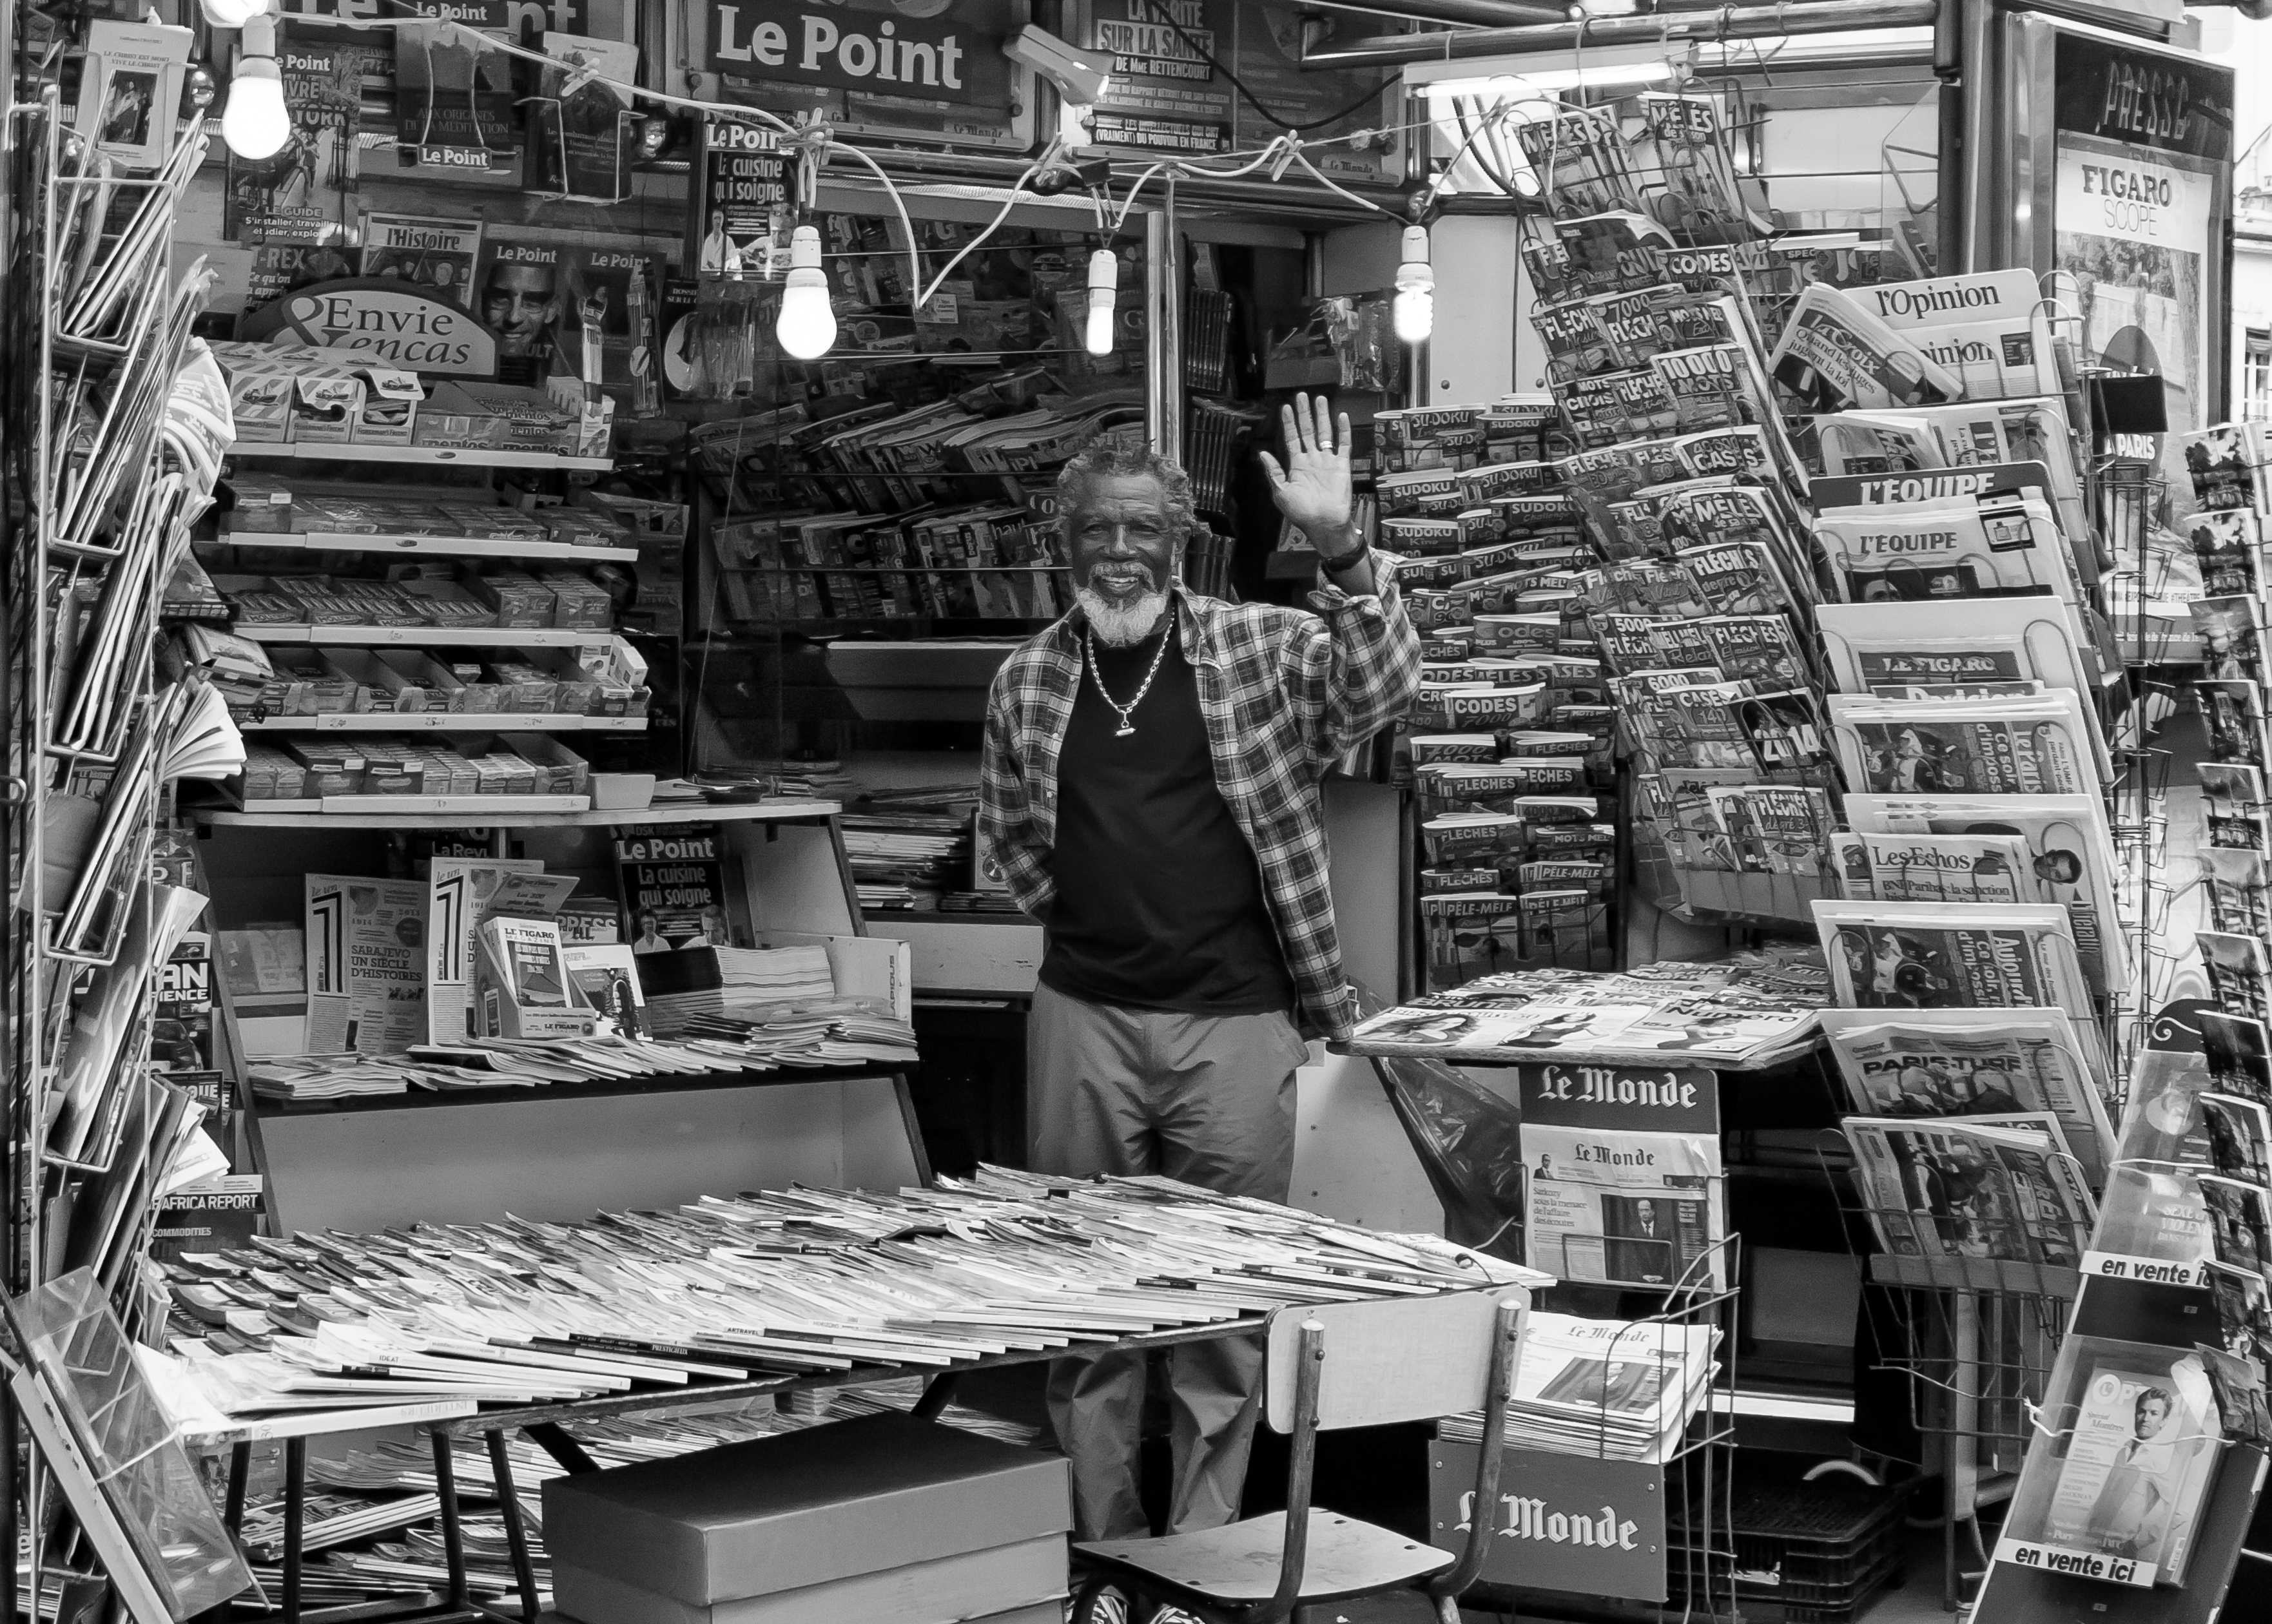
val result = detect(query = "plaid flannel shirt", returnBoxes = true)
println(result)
[979,570,1421,1040]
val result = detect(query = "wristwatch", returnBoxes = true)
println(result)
[1313,525,1369,575]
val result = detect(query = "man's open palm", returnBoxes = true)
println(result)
[1258,391,1354,541]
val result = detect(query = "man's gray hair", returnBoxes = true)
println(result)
[1056,436,1197,537]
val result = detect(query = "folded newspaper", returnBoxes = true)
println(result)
[1842,1114,2096,1267]
[1840,792,2128,998]
[1435,1311,1722,1464]
[1767,282,1963,412]
[1827,691,2100,799]
[1818,1007,2115,1184]
[1812,899,2095,1026]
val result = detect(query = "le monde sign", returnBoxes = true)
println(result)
[1430,1440,1667,1600]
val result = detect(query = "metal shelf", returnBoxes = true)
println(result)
[216,531,637,563]
[225,443,612,472]
[238,713,648,733]
[195,799,840,831]
[237,624,608,648]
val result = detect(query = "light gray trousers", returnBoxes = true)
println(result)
[1027,980,1307,1541]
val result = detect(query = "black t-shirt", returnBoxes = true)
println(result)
[1040,623,1296,1016]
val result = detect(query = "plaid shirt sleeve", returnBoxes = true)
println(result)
[978,669,1056,918]
[1294,561,1422,769]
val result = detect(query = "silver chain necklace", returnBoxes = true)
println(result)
[1083,626,1172,739]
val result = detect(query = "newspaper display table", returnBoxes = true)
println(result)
[162,1174,1542,1624]
[415,1324,1265,1624]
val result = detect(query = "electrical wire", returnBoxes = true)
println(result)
[228,3,1435,334]
[1146,11,1394,134]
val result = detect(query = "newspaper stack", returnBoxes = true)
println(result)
[634,944,839,1035]
[1348,947,1830,1068]
[839,811,970,911]
[156,1171,1544,1420]
[1842,1115,2097,1268]
[1435,1311,1721,1464]
[242,1016,921,1101]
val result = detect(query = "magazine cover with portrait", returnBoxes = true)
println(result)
[2035,1357,2220,1581]
[1829,697,2094,797]
[1815,900,2093,1024]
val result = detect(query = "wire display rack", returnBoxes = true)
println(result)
[1821,1133,2087,1612]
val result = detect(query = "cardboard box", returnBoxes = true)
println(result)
[290,372,365,445]
[372,650,469,713]
[223,479,298,534]
[224,369,294,443]
[344,739,427,795]
[354,366,422,444]
[496,733,590,797]
[398,579,497,630]
[236,745,307,802]
[435,502,549,541]
[541,510,634,550]
[282,740,364,798]
[549,1535,1067,1624]
[536,572,614,629]
[447,381,588,454]
[267,648,357,714]
[412,745,481,797]
[483,660,559,713]
[466,749,537,796]
[515,648,599,713]
[539,1415,1070,1605]
[413,382,510,449]
[468,573,556,628]
[574,489,688,538]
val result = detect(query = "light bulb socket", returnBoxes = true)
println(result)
[1086,248,1118,295]
[786,224,823,274]
[199,0,270,28]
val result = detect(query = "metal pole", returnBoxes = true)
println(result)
[1960,0,1996,271]
[1299,0,1567,24]
[1297,0,1943,69]
[1936,0,1965,276]
[1144,204,1180,459]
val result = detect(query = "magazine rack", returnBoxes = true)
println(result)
[1968,1022,2272,1621]
[1424,1239,1743,1618]
[1829,1126,2086,1607]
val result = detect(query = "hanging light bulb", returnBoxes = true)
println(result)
[1392,224,1434,345]
[222,14,290,160]
[200,0,269,28]
[1083,249,1118,358]
[775,224,835,360]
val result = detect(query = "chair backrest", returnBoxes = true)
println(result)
[1263,1284,1529,1435]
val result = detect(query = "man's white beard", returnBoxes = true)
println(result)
[1076,585,1170,648]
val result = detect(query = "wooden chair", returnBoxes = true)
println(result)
[1068,1284,1529,1624]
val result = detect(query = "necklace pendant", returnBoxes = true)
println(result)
[1114,720,1136,738]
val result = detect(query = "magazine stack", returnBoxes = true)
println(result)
[1392,400,1620,987]
[1501,98,1842,935]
